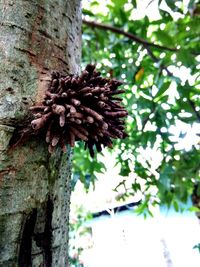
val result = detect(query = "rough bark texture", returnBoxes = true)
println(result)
[0,1,81,266]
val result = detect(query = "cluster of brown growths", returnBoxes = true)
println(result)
[30,64,128,157]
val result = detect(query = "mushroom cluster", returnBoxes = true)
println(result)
[30,64,128,157]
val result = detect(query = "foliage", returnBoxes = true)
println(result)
[193,243,200,253]
[73,0,200,213]
[69,205,93,266]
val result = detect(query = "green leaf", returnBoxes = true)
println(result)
[90,1,99,7]
[188,206,200,212]
[111,0,127,7]
[131,0,137,8]
[177,49,194,67]
[154,30,174,46]
[193,243,200,253]
[82,9,95,17]
[173,200,179,212]
[119,159,131,176]
[165,0,176,10]
[154,81,170,101]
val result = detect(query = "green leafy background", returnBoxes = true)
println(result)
[72,0,200,214]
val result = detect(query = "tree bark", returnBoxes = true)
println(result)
[0,1,81,266]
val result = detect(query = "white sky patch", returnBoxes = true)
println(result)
[167,81,179,104]
[169,121,200,151]
[168,65,191,84]
[101,58,112,67]
[130,0,161,21]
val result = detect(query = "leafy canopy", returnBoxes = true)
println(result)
[73,0,200,215]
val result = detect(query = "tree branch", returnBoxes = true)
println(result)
[83,19,177,52]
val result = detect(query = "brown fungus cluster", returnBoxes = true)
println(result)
[30,64,128,157]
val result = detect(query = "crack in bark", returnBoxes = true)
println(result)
[18,209,37,267]
[0,21,29,32]
[14,47,37,57]
[18,198,54,267]
[44,198,53,266]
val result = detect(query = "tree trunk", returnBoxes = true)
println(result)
[0,1,81,266]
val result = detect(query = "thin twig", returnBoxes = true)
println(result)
[146,0,156,8]
[188,98,200,123]
[83,19,177,52]
[144,45,173,76]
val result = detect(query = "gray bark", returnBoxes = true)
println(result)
[0,0,81,266]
